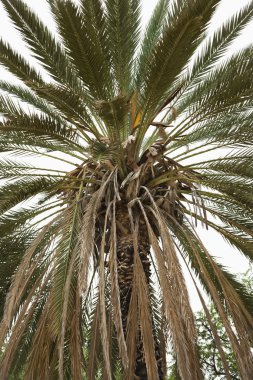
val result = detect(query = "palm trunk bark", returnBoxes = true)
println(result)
[116,204,164,379]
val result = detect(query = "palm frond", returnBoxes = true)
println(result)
[0,176,61,216]
[0,198,63,238]
[171,111,253,153]
[179,47,253,123]
[48,0,112,100]
[104,0,141,92]
[188,1,253,83]
[49,202,83,380]
[0,113,83,151]
[1,0,83,89]
[0,38,43,85]
[139,0,221,123]
[137,196,203,379]
[173,221,253,378]
[0,80,59,117]
[0,231,34,319]
[135,0,170,89]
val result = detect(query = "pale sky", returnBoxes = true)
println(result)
[0,0,252,309]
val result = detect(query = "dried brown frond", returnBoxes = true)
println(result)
[129,210,159,380]
[138,200,203,380]
[69,289,83,380]
[109,199,128,369]
[78,170,114,296]
[0,269,52,379]
[177,221,253,379]
[183,258,232,380]
[124,285,138,380]
[87,303,101,379]
[98,203,113,380]
[24,306,52,380]
[0,215,60,334]
[58,251,79,380]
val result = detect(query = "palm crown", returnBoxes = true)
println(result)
[0,0,253,379]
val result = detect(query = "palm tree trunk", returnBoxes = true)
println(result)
[116,204,164,379]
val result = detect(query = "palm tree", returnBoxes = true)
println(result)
[0,0,253,378]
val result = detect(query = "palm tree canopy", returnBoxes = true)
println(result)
[0,0,253,379]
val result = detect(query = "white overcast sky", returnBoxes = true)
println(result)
[0,0,252,309]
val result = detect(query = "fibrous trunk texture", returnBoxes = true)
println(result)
[116,204,164,379]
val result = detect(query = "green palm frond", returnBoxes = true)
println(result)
[188,190,253,234]
[0,176,61,215]
[104,0,141,93]
[0,92,23,116]
[0,157,61,178]
[200,174,253,208]
[0,38,43,85]
[34,84,95,130]
[135,0,170,89]
[0,114,84,154]
[139,0,221,122]
[188,1,253,83]
[170,112,253,153]
[1,0,82,89]
[179,48,253,122]
[0,80,60,117]
[180,202,253,264]
[0,199,63,240]
[48,0,109,100]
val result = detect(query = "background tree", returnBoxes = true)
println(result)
[168,305,239,380]
[0,0,253,379]
[197,268,253,380]
[196,304,239,380]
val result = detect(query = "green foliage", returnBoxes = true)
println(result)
[196,304,239,380]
